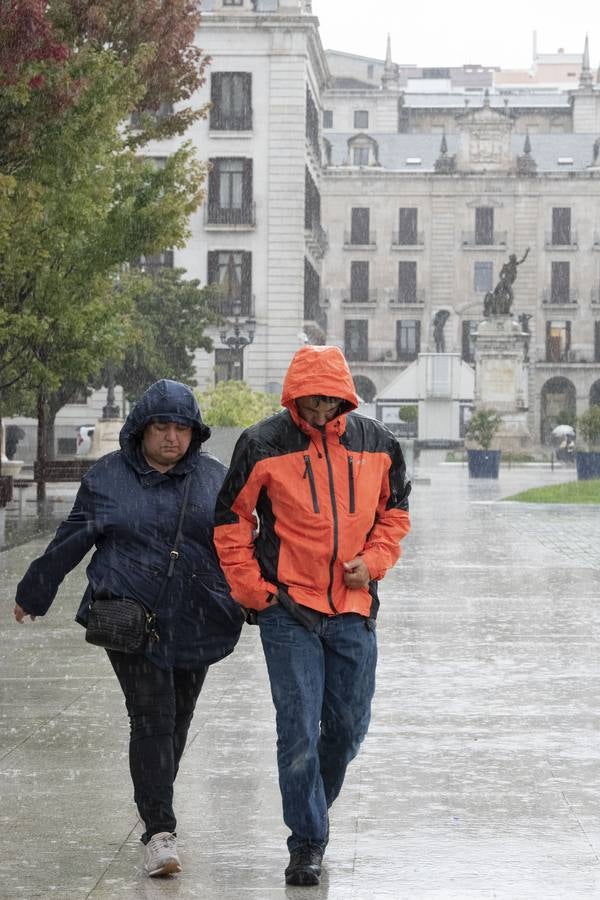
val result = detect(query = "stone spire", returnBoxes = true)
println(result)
[381,33,399,89]
[434,132,456,174]
[579,34,594,88]
[517,133,537,176]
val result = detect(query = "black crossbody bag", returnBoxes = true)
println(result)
[85,474,192,654]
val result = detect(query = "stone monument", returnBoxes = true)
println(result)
[473,250,532,451]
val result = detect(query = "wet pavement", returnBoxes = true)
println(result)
[1,458,600,899]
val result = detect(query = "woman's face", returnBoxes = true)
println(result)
[142,421,193,472]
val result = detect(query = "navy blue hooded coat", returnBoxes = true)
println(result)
[15,380,244,669]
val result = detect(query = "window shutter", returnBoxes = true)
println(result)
[415,320,421,353]
[207,251,219,284]
[208,159,219,213]
[242,159,253,221]
[210,74,222,128]
[241,252,252,314]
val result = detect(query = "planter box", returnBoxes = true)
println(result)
[575,451,600,480]
[467,449,501,479]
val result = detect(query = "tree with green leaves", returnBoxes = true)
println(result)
[198,381,281,428]
[0,1,209,489]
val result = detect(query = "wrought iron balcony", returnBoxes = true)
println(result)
[391,231,425,248]
[205,202,256,228]
[461,231,507,247]
[542,288,578,305]
[341,288,378,305]
[343,230,377,247]
[545,231,578,249]
[386,287,426,306]
[305,222,329,257]
[591,287,600,305]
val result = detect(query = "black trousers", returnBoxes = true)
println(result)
[107,650,208,843]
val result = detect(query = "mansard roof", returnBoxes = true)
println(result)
[325,132,600,172]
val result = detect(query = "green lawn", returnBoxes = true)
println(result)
[504,480,600,504]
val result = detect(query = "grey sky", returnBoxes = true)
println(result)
[312,0,597,71]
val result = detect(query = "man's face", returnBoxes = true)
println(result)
[295,395,343,428]
[142,421,193,470]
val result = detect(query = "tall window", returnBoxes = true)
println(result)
[546,320,571,362]
[595,322,600,363]
[475,207,494,245]
[323,109,333,128]
[350,208,370,244]
[207,250,252,315]
[352,146,370,166]
[398,261,417,303]
[354,110,369,129]
[210,73,252,130]
[474,261,493,293]
[552,207,571,245]
[223,0,243,5]
[350,261,369,302]
[462,320,477,363]
[396,320,421,360]
[345,320,368,361]
[398,208,418,245]
[215,348,243,383]
[207,158,253,224]
[551,261,570,303]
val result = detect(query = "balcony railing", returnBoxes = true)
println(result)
[305,222,329,257]
[391,231,425,248]
[591,287,600,305]
[214,293,255,319]
[461,231,507,247]
[386,287,426,306]
[205,202,256,228]
[342,288,378,305]
[542,288,578,305]
[344,230,377,247]
[545,231,578,248]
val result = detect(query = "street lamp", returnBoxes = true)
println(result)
[219,297,256,355]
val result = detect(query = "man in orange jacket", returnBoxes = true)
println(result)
[214,345,411,886]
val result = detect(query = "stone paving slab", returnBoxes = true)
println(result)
[1,461,600,898]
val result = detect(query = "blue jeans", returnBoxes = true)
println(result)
[258,605,377,851]
[107,650,208,843]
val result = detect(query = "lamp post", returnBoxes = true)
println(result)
[219,297,256,379]
[102,362,120,420]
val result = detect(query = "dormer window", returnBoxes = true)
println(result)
[348,134,378,167]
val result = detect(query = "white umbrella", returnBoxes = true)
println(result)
[552,424,575,437]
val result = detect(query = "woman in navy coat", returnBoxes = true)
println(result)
[14,379,244,877]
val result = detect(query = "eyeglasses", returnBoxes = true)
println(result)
[304,395,343,411]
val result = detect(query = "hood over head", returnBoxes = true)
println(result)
[281,345,358,413]
[120,379,210,465]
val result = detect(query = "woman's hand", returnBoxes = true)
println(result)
[14,604,36,623]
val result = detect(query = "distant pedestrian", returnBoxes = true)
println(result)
[13,380,244,878]
[214,345,411,886]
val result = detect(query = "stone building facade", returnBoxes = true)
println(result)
[28,0,600,451]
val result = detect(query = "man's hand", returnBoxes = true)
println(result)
[343,557,370,589]
[14,604,36,623]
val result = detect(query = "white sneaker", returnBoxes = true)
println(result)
[144,832,182,877]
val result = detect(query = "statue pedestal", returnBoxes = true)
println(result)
[87,418,123,459]
[474,316,531,452]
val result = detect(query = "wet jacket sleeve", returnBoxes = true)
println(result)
[213,435,277,612]
[14,479,99,616]
[360,439,411,581]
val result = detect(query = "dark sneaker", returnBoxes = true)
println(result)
[285,844,323,886]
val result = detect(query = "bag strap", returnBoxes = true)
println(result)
[154,473,193,612]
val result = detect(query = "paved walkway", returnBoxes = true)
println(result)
[1,459,600,899]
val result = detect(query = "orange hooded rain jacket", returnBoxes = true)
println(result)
[214,346,411,619]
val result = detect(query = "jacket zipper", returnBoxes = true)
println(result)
[303,455,320,513]
[321,433,339,613]
[347,455,355,514]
